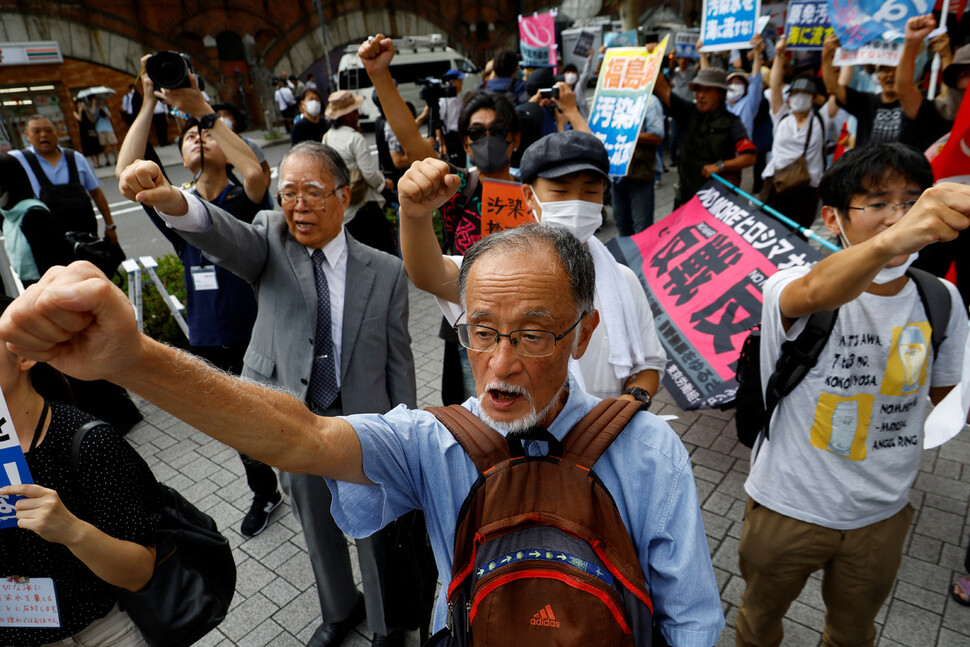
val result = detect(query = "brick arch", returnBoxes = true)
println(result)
[265,9,466,77]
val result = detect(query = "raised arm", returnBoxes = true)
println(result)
[115,57,156,178]
[897,15,937,119]
[779,184,970,327]
[359,35,438,163]
[156,75,267,203]
[398,158,462,303]
[0,263,371,485]
[769,35,787,115]
[553,82,592,134]
[822,33,847,105]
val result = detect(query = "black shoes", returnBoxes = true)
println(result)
[371,630,406,646]
[240,490,283,537]
[307,594,367,647]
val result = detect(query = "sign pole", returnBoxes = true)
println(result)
[928,0,950,101]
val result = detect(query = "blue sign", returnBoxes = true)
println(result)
[701,0,762,53]
[604,29,639,49]
[0,446,32,530]
[674,32,700,59]
[785,1,834,51]
[829,0,931,51]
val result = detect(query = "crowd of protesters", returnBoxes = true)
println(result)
[5,9,970,647]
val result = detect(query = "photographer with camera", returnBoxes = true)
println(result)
[433,69,465,166]
[116,54,283,538]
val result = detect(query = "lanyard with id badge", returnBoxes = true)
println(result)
[190,264,219,291]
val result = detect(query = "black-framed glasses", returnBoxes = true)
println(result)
[455,316,584,358]
[277,186,343,210]
[846,200,918,217]
[465,123,510,142]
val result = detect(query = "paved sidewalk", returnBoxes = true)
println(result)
[120,166,970,646]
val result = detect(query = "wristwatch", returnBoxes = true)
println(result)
[198,112,219,130]
[715,160,725,173]
[622,386,652,410]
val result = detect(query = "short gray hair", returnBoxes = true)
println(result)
[458,223,595,316]
[277,141,350,190]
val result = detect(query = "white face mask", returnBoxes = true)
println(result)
[219,117,235,131]
[833,209,918,284]
[726,85,745,103]
[304,100,322,117]
[789,93,813,114]
[564,72,579,86]
[530,189,602,243]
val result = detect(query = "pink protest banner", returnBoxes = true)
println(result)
[607,181,823,410]
[518,10,558,69]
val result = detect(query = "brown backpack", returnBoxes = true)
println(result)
[426,398,655,646]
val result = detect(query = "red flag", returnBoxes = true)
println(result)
[930,91,970,183]
[832,121,850,162]
[935,0,968,22]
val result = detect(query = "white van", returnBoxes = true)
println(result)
[337,34,482,127]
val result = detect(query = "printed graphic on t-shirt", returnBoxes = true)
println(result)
[811,392,873,460]
[870,106,902,143]
[809,320,930,460]
[880,322,930,396]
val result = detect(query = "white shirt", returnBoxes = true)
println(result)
[438,96,463,133]
[323,125,385,219]
[159,191,348,385]
[762,107,826,188]
[122,90,135,114]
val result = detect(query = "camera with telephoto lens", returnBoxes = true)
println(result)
[146,51,205,91]
[416,76,457,103]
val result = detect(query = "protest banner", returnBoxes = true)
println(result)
[674,31,700,58]
[480,179,531,236]
[519,10,558,68]
[832,38,904,66]
[700,0,762,52]
[829,0,930,51]
[0,391,33,530]
[785,0,834,50]
[604,29,639,48]
[588,37,668,177]
[0,578,61,628]
[573,30,595,57]
[607,180,822,410]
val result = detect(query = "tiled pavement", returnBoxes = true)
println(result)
[120,166,970,646]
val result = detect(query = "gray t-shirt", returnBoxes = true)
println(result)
[746,265,966,530]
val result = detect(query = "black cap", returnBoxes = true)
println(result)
[519,131,610,184]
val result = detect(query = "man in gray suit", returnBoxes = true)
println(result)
[123,142,416,647]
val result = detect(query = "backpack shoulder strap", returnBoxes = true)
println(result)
[763,308,838,439]
[907,267,951,355]
[62,149,81,185]
[425,405,510,473]
[561,398,643,470]
[70,418,109,473]
[21,151,53,188]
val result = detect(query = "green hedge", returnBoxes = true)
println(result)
[112,254,189,349]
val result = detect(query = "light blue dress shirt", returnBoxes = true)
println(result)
[11,146,101,199]
[327,378,725,647]
[726,69,764,139]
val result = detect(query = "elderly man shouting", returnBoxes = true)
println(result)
[0,161,725,647]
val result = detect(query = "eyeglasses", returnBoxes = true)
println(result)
[466,123,510,142]
[846,200,918,217]
[455,316,584,358]
[278,187,342,210]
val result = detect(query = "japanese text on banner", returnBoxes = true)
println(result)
[481,180,531,236]
[785,0,834,50]
[0,389,32,530]
[0,578,61,628]
[832,39,904,66]
[518,10,558,68]
[701,0,762,52]
[588,37,668,177]
[829,0,929,51]
[674,32,700,59]
[608,181,821,410]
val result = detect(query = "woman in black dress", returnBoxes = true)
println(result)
[73,98,103,167]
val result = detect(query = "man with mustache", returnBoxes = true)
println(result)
[1,160,725,646]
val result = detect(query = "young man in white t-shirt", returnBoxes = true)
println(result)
[737,142,970,647]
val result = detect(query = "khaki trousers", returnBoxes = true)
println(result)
[736,498,913,647]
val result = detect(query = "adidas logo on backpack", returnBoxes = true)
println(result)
[531,605,560,629]
[427,399,654,646]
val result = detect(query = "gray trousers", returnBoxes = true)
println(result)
[280,470,388,635]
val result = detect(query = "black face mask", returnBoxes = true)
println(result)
[469,135,511,174]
